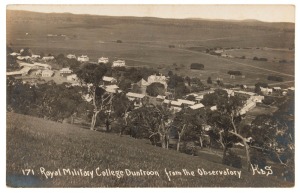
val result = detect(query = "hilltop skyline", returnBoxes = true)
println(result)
[7,4,295,23]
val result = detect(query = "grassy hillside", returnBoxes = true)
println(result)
[6,113,293,187]
[6,10,294,87]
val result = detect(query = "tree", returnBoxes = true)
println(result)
[131,105,173,148]
[173,108,207,151]
[186,95,196,101]
[207,77,212,84]
[20,48,32,56]
[146,82,165,97]
[75,63,113,130]
[250,115,293,165]
[206,91,251,170]
[111,93,134,135]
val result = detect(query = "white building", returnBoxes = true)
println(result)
[126,92,145,101]
[42,70,54,77]
[67,74,78,82]
[147,74,168,89]
[31,54,40,59]
[19,62,52,70]
[60,67,73,75]
[67,54,76,59]
[6,66,32,76]
[112,60,126,67]
[98,57,109,64]
[260,87,273,95]
[17,56,31,61]
[190,103,204,110]
[102,76,117,84]
[177,99,196,106]
[10,52,20,56]
[77,55,89,62]
[42,56,55,61]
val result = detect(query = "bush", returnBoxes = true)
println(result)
[190,63,204,70]
[253,57,268,61]
[223,151,242,168]
[169,45,175,48]
[116,40,122,43]
[267,75,283,82]
[250,150,267,168]
[228,71,242,76]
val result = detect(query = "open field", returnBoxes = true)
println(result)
[7,10,295,87]
[6,113,293,187]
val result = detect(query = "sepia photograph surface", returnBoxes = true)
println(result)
[6,4,295,187]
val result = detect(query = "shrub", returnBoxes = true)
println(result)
[223,151,242,168]
[228,71,242,76]
[190,63,204,70]
[116,40,122,43]
[267,75,283,82]
[250,150,267,168]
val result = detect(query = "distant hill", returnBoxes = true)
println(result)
[7,113,292,187]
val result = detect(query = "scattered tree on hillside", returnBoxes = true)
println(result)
[205,91,251,170]
[130,105,173,148]
[75,63,114,130]
[173,108,207,151]
[207,77,212,84]
[146,82,165,97]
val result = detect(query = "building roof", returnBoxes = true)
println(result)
[156,95,166,100]
[171,101,182,106]
[106,85,119,89]
[177,99,196,105]
[60,67,72,73]
[136,78,149,87]
[126,92,145,99]
[102,76,116,82]
[210,105,217,111]
[6,66,32,76]
[190,103,204,110]
[273,87,282,90]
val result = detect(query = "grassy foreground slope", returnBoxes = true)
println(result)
[6,113,292,187]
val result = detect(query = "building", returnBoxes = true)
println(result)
[98,57,109,64]
[156,95,166,102]
[190,103,204,110]
[31,55,40,59]
[105,85,120,93]
[42,56,55,61]
[147,74,168,89]
[17,56,31,61]
[6,66,32,77]
[77,55,89,62]
[260,87,273,95]
[67,74,78,82]
[210,105,217,111]
[132,78,150,95]
[102,76,117,84]
[112,60,126,67]
[250,95,264,103]
[67,54,76,59]
[19,62,52,70]
[9,52,20,56]
[273,87,282,92]
[35,69,42,75]
[177,99,196,106]
[60,68,73,76]
[42,70,54,77]
[126,92,146,108]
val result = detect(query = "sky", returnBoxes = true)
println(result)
[7,4,295,23]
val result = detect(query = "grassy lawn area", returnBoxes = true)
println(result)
[6,113,293,187]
